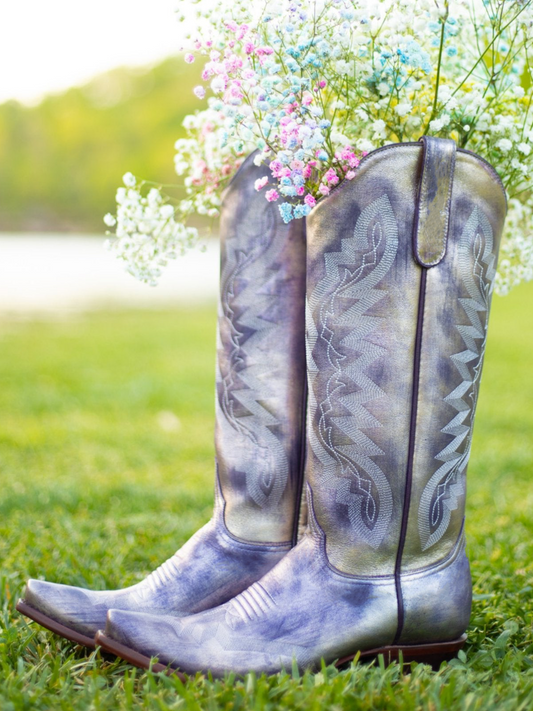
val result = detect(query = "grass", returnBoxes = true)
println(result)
[0,283,532,710]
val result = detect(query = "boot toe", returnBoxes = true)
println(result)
[23,578,108,637]
[105,608,185,666]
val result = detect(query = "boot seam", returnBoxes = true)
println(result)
[393,267,428,645]
[214,470,292,550]
[313,142,506,210]
[305,484,465,583]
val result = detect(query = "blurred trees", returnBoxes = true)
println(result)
[0,57,200,232]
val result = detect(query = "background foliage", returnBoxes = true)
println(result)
[0,280,532,709]
[0,57,199,232]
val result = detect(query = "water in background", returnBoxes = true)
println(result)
[0,235,219,314]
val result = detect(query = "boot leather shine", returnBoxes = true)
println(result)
[18,153,307,643]
[100,137,507,675]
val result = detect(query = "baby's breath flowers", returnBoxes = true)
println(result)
[106,0,533,292]
[104,173,199,286]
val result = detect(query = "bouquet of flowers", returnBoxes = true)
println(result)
[104,0,533,294]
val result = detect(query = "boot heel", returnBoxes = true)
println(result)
[336,634,467,670]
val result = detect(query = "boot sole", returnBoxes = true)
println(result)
[16,600,96,650]
[339,633,467,670]
[94,630,467,677]
[95,631,186,678]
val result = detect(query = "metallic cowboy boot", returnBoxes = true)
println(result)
[95,137,506,676]
[16,153,307,649]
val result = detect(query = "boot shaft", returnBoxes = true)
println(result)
[305,138,506,576]
[215,154,307,544]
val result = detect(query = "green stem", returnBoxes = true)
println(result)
[422,3,449,134]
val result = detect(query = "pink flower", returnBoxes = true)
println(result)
[296,186,306,196]
[269,160,283,177]
[346,171,356,180]
[193,86,206,99]
[184,53,195,64]
[324,168,339,185]
[304,194,316,207]
[319,184,330,196]
[225,20,238,32]
[265,189,279,202]
[244,41,255,54]
[236,24,249,40]
[254,176,269,191]
[302,92,313,106]
[303,165,313,179]
[319,80,327,89]
[290,159,304,170]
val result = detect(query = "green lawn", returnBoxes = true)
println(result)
[1,284,533,710]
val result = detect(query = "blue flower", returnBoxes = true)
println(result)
[446,46,458,57]
[286,60,299,73]
[280,185,297,197]
[294,204,311,219]
[279,203,294,223]
[404,40,432,73]
[319,119,331,129]
[317,150,328,161]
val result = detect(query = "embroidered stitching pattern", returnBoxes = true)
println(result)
[418,206,496,551]
[307,194,398,547]
[216,201,289,508]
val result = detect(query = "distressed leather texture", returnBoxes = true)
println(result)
[305,141,506,577]
[102,139,506,674]
[103,489,471,676]
[20,154,307,638]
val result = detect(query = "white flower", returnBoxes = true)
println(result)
[429,118,445,132]
[496,138,513,154]
[372,119,387,139]
[103,213,116,227]
[211,76,226,94]
[394,102,411,117]
[517,142,531,157]
[122,172,136,188]
[194,86,206,99]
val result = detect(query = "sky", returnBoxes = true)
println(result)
[0,1,189,104]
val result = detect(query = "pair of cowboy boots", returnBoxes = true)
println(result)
[18,137,506,677]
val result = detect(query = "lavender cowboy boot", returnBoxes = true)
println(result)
[96,137,506,676]
[16,153,307,649]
